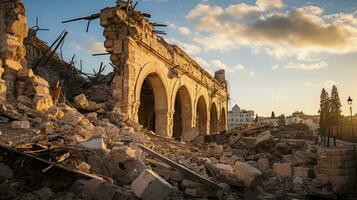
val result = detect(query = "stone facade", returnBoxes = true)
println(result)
[99,3,228,138]
[0,0,53,111]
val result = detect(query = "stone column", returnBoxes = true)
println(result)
[0,0,27,101]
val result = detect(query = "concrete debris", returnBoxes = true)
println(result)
[80,138,107,150]
[273,163,293,177]
[255,130,274,146]
[233,161,262,188]
[131,169,172,200]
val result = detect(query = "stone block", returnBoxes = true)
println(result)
[44,106,64,120]
[131,169,172,200]
[11,120,30,129]
[293,167,314,178]
[74,126,92,139]
[33,85,50,96]
[257,158,269,172]
[33,94,53,112]
[30,75,49,87]
[273,163,292,177]
[7,15,28,38]
[4,59,22,71]
[112,146,142,163]
[61,110,84,126]
[214,163,233,174]
[74,94,89,109]
[255,130,273,146]
[233,161,262,188]
[80,138,107,150]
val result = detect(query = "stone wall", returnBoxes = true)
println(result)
[316,147,357,193]
[0,0,53,111]
[99,2,228,137]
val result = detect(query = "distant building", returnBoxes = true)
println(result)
[285,116,303,125]
[261,111,319,134]
[228,104,255,129]
[261,117,279,127]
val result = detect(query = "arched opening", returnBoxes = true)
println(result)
[210,103,219,133]
[173,86,192,139]
[220,107,227,132]
[138,73,168,136]
[196,96,208,134]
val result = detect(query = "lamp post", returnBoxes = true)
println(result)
[347,96,353,135]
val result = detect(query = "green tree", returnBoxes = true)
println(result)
[319,88,329,137]
[329,85,342,133]
[271,111,276,118]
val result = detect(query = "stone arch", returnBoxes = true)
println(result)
[196,96,208,134]
[210,102,219,133]
[220,107,227,132]
[172,85,193,139]
[137,72,169,137]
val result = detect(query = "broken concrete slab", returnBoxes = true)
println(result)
[131,169,172,200]
[80,138,107,150]
[255,130,273,146]
[233,161,262,188]
[273,163,293,177]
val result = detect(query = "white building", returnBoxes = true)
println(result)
[228,105,255,129]
[261,118,279,127]
[285,116,303,125]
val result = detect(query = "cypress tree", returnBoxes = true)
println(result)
[319,88,329,139]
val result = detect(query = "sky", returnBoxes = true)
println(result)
[22,0,357,117]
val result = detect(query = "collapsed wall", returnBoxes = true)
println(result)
[0,0,53,111]
[25,30,86,97]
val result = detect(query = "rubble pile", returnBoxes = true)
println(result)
[0,0,354,200]
[0,91,342,199]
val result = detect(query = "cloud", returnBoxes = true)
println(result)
[304,80,336,89]
[272,65,279,70]
[275,94,289,100]
[186,1,357,61]
[178,27,191,35]
[90,42,106,54]
[165,38,201,55]
[169,23,192,36]
[226,0,283,20]
[194,57,255,76]
[284,61,327,70]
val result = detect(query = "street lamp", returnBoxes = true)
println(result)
[347,96,353,135]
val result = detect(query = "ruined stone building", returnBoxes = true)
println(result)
[100,4,229,138]
[0,0,228,139]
